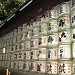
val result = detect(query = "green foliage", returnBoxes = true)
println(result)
[0,0,25,16]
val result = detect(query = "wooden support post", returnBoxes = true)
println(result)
[6,69,8,75]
